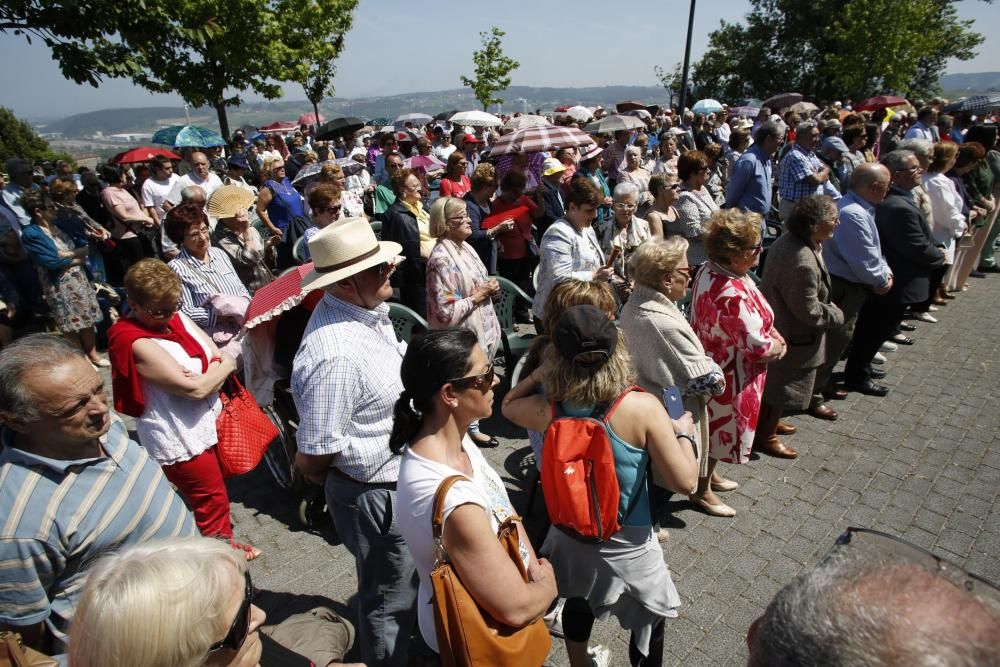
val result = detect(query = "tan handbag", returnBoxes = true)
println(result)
[429,475,551,667]
[0,632,59,667]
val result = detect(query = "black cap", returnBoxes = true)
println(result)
[226,153,249,170]
[552,305,617,368]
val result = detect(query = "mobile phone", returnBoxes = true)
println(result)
[662,386,684,419]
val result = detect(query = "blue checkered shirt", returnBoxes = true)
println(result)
[291,294,406,484]
[778,144,840,203]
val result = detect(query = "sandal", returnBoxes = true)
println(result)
[231,540,263,561]
[468,431,500,448]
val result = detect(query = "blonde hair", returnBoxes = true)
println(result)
[629,236,689,288]
[319,162,344,181]
[262,157,284,179]
[540,328,635,405]
[541,280,617,333]
[428,197,467,238]
[123,258,181,306]
[68,537,247,667]
[703,208,762,264]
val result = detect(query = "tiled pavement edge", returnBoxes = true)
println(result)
[146,277,998,666]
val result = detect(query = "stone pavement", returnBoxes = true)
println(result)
[219,276,1000,666]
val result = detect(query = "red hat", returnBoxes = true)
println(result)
[463,134,480,144]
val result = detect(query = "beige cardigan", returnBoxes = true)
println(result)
[620,283,720,477]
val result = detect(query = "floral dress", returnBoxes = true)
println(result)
[690,262,774,464]
[425,238,501,360]
[21,224,102,333]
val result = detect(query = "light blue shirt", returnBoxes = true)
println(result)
[724,144,772,215]
[823,191,891,289]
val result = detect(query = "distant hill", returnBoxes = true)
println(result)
[940,71,1000,96]
[37,74,1000,140]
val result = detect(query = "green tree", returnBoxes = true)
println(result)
[690,0,987,103]
[460,27,520,111]
[278,0,359,128]
[0,107,72,164]
[654,63,684,106]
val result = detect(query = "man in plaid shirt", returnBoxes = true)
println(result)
[777,120,840,221]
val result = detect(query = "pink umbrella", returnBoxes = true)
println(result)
[489,125,593,156]
[405,155,446,171]
[244,264,320,330]
[260,121,297,133]
[109,146,182,165]
[298,112,325,126]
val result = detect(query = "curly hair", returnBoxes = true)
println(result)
[703,208,762,264]
[390,168,417,197]
[629,236,689,289]
[163,202,209,245]
[123,258,182,307]
[318,162,344,182]
[49,177,79,202]
[18,188,50,217]
[470,163,497,191]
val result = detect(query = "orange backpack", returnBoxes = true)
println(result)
[540,386,645,543]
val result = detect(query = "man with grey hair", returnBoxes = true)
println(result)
[724,120,785,221]
[777,120,840,222]
[844,150,944,395]
[0,334,197,654]
[747,555,1000,666]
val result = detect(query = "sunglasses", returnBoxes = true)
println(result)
[143,302,182,319]
[314,205,342,215]
[208,571,253,654]
[447,364,495,393]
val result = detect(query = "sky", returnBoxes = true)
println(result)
[1,0,998,119]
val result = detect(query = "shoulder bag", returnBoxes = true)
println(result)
[430,475,551,667]
[215,373,279,477]
[0,631,58,667]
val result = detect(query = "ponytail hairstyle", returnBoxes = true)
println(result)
[388,328,479,454]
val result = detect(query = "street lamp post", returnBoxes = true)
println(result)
[678,0,697,114]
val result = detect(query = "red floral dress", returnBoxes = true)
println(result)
[690,263,774,464]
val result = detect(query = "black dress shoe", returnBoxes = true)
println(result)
[890,334,915,345]
[899,322,917,332]
[846,379,890,397]
[867,367,887,379]
[970,270,987,278]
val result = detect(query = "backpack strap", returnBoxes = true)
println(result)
[594,385,644,423]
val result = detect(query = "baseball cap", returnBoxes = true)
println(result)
[542,157,566,176]
[552,305,618,368]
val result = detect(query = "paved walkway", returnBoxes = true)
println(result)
[224,276,1000,666]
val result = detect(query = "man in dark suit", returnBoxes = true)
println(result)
[844,150,944,395]
[535,157,567,241]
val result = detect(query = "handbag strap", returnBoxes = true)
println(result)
[431,475,469,568]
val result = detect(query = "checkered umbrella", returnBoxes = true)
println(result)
[489,125,593,156]
[942,94,1000,115]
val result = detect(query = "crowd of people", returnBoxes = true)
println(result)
[0,95,998,666]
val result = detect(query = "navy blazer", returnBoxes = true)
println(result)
[536,181,565,241]
[874,187,945,305]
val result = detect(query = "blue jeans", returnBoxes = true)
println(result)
[324,474,418,667]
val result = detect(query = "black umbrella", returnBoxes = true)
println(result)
[763,92,803,112]
[942,94,1000,115]
[435,109,460,121]
[315,116,366,141]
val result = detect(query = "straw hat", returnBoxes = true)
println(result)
[300,217,403,291]
[206,185,255,219]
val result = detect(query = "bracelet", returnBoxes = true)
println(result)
[676,433,698,457]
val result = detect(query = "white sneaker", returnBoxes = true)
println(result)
[880,341,898,352]
[588,644,612,667]
[655,526,670,542]
[914,311,938,323]
[928,305,940,312]
[543,598,565,638]
[872,352,887,365]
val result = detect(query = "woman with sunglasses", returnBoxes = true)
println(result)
[688,209,786,518]
[301,184,343,262]
[391,329,558,660]
[107,259,261,560]
[620,236,726,535]
[645,173,681,239]
[69,536,266,666]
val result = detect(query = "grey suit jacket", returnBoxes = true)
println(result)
[762,232,844,369]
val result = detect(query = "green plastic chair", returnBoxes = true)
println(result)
[292,236,309,265]
[492,276,535,370]
[387,302,427,344]
[370,220,382,239]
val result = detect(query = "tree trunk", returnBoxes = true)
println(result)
[215,100,230,142]
[312,99,321,130]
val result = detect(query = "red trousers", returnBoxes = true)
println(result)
[162,446,233,539]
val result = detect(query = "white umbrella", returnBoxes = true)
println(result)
[565,106,593,122]
[503,114,550,131]
[394,112,433,127]
[448,110,503,128]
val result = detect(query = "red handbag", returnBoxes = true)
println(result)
[214,374,279,477]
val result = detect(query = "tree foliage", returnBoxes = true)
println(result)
[278,0,359,127]
[690,0,988,103]
[460,27,520,111]
[0,108,72,164]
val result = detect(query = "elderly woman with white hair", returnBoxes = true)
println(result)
[618,145,654,209]
[425,196,502,447]
[68,536,267,667]
[603,182,651,303]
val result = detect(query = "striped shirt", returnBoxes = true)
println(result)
[291,294,406,484]
[0,415,197,649]
[169,247,251,328]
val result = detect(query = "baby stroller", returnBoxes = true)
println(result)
[244,268,329,529]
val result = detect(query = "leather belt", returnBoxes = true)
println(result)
[328,466,397,490]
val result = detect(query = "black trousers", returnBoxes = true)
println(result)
[844,298,906,385]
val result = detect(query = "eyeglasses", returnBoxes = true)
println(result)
[314,205,342,216]
[185,227,210,240]
[673,266,693,285]
[364,260,398,280]
[447,364,495,393]
[208,571,254,654]
[746,242,764,253]
[612,202,637,210]
[143,302,182,319]
[447,214,471,225]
